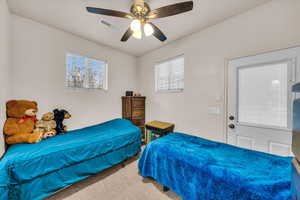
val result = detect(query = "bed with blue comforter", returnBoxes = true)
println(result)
[138,132,292,200]
[0,118,141,200]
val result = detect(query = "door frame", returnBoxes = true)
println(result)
[224,45,300,144]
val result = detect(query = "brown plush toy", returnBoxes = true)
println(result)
[3,100,43,145]
[34,112,57,138]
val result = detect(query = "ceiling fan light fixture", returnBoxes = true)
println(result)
[144,23,154,37]
[130,19,141,32]
[86,1,194,42]
[132,30,142,39]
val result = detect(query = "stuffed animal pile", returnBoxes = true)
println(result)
[53,109,71,134]
[3,100,71,145]
[34,112,57,138]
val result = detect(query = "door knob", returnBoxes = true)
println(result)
[229,116,235,120]
[228,124,235,129]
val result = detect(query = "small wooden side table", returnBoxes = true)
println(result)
[145,121,175,144]
[292,159,300,199]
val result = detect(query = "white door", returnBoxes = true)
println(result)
[227,47,300,156]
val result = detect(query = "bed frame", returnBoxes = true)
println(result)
[139,132,292,200]
[0,119,141,200]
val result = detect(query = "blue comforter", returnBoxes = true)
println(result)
[139,132,292,200]
[0,119,141,200]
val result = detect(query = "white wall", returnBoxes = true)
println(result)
[6,0,300,144]
[0,0,11,156]
[11,15,137,130]
[137,0,300,142]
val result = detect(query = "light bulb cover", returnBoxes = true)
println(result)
[132,31,142,39]
[144,23,154,37]
[130,20,141,32]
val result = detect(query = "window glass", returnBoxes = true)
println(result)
[238,62,288,128]
[66,53,107,89]
[155,55,184,92]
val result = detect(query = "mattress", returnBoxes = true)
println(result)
[0,118,141,200]
[138,132,292,200]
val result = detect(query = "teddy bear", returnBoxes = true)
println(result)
[53,109,71,134]
[3,100,44,145]
[34,112,57,138]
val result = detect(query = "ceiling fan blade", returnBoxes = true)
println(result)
[121,28,134,42]
[148,22,167,42]
[146,1,193,19]
[87,7,133,19]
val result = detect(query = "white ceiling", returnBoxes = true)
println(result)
[8,0,271,56]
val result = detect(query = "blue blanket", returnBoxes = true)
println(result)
[138,133,292,200]
[0,119,141,200]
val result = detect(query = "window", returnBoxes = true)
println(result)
[66,53,108,90]
[155,55,184,92]
[238,62,289,128]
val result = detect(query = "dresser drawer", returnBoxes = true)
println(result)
[132,99,145,109]
[132,109,145,119]
[132,119,145,126]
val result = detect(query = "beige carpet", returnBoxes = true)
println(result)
[46,155,181,200]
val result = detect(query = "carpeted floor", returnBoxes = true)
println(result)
[46,155,181,200]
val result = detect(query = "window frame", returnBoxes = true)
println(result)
[66,52,108,90]
[155,54,185,93]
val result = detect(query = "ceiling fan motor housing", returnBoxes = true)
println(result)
[130,2,151,19]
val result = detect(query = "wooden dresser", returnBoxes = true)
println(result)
[122,96,146,138]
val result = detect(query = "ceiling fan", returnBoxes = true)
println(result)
[86,0,194,42]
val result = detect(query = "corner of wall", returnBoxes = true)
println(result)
[0,0,12,157]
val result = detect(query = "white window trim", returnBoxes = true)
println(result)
[66,52,108,90]
[155,54,184,93]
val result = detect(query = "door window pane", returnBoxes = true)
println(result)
[238,62,288,128]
